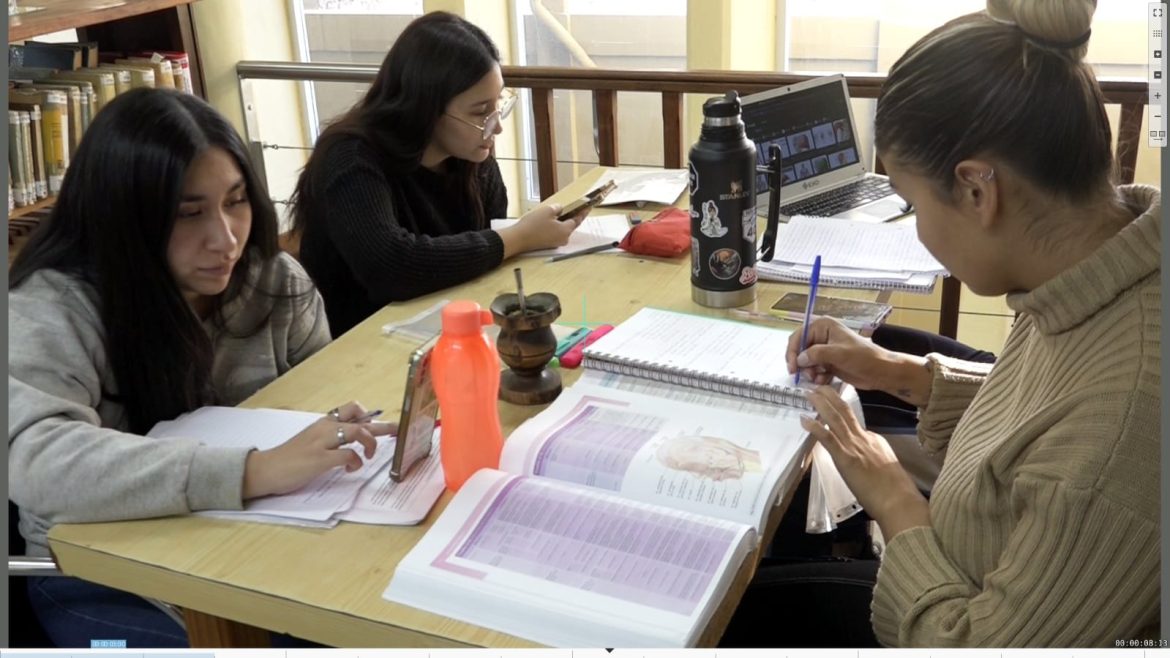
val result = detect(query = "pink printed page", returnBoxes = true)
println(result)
[433,475,743,616]
[530,397,661,491]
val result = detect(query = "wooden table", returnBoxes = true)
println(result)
[48,167,883,648]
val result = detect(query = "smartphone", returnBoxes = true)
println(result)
[557,179,617,221]
[390,337,439,482]
[769,292,892,333]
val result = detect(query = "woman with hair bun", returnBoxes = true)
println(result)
[725,0,1160,647]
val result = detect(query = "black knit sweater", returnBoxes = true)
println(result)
[297,137,507,336]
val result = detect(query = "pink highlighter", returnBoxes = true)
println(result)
[558,324,614,369]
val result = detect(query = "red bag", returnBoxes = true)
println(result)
[618,208,691,258]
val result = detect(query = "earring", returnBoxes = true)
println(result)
[979,168,996,182]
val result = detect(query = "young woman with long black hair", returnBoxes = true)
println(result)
[9,88,391,647]
[291,11,585,336]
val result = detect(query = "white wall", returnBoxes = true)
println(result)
[193,0,311,228]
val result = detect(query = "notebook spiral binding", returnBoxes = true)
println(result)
[583,352,813,411]
[756,268,941,293]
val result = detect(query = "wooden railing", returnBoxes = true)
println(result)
[237,62,1149,339]
[239,62,1147,196]
[499,67,1148,201]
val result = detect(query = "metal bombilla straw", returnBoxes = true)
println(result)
[513,267,527,315]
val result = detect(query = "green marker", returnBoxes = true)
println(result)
[554,327,591,358]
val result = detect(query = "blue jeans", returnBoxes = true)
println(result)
[27,576,319,648]
[28,576,188,648]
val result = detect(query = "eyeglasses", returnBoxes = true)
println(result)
[446,89,518,140]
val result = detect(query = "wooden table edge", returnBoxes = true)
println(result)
[48,537,488,648]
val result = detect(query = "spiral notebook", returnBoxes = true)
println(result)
[582,307,812,410]
[756,262,939,292]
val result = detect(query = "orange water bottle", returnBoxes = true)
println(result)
[431,300,504,491]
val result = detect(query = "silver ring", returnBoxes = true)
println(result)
[336,426,346,448]
[328,407,341,421]
[822,423,832,434]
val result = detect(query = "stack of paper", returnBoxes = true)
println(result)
[149,406,445,528]
[757,216,947,293]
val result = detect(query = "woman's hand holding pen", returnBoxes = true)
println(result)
[498,203,585,259]
[242,400,397,500]
[787,316,933,407]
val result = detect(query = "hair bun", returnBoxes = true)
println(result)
[986,0,1096,59]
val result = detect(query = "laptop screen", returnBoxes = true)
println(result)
[743,79,862,194]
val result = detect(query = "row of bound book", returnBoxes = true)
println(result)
[7,39,192,212]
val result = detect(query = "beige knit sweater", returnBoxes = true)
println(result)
[871,185,1162,647]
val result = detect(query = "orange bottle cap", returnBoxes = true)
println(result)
[441,300,493,336]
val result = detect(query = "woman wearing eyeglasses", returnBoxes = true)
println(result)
[291,11,584,336]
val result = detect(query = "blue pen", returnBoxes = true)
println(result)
[554,327,591,358]
[795,255,822,385]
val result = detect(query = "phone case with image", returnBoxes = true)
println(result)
[556,179,617,221]
[769,292,892,334]
[392,338,439,481]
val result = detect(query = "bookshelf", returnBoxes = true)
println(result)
[9,196,54,219]
[10,0,198,43]
[8,0,205,259]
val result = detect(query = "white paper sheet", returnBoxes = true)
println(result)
[336,434,446,525]
[491,213,630,257]
[587,169,688,206]
[148,406,321,451]
[150,407,397,524]
[771,215,946,274]
[231,435,396,521]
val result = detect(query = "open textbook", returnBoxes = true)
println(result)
[148,406,445,527]
[499,375,812,531]
[384,309,860,647]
